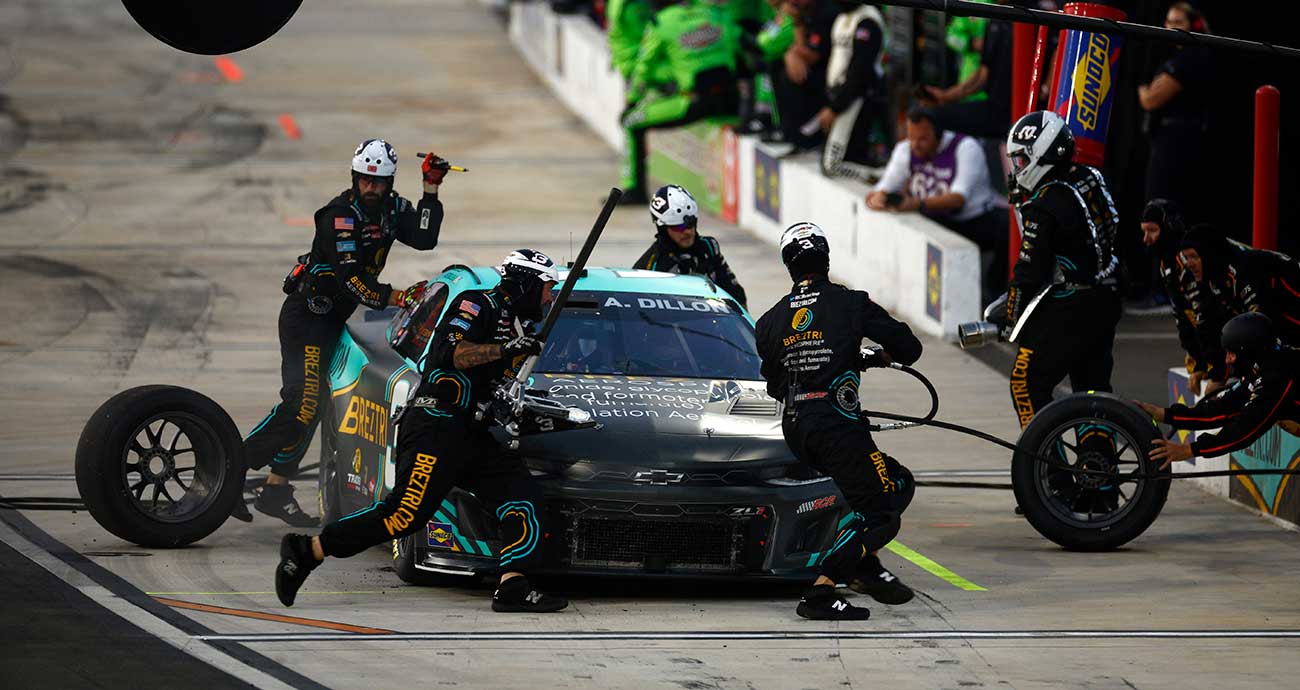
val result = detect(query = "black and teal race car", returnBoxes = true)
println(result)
[319,264,854,584]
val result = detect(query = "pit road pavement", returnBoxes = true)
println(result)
[1,2,1298,689]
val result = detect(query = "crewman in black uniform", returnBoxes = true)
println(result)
[1140,199,1229,396]
[240,139,449,525]
[755,221,922,621]
[993,110,1122,429]
[1138,312,1300,467]
[633,184,748,307]
[275,249,569,613]
[1178,223,1300,348]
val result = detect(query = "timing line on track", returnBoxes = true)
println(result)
[885,540,986,591]
[195,629,1300,643]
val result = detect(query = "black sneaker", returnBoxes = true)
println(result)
[849,556,914,605]
[230,497,253,523]
[491,576,568,613]
[275,533,320,607]
[796,584,870,621]
[255,484,320,527]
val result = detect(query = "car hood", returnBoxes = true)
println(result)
[510,374,791,465]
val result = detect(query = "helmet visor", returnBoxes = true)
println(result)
[662,222,694,233]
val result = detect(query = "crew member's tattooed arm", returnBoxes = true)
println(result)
[453,342,502,370]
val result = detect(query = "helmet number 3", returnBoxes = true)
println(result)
[1016,125,1039,140]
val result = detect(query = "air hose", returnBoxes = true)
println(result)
[861,363,1300,482]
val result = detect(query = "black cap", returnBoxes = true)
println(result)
[1221,312,1277,363]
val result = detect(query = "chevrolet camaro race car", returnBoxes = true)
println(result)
[325,266,851,583]
[74,266,1174,565]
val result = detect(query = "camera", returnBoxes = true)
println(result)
[958,293,1009,349]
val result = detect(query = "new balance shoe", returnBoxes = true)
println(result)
[796,584,871,621]
[255,483,320,527]
[275,533,320,607]
[491,576,568,613]
[849,556,915,605]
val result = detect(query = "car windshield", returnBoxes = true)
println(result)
[534,291,761,380]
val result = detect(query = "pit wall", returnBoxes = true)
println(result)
[508,1,980,338]
[1167,368,1300,529]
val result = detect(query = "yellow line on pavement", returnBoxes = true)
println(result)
[885,540,987,591]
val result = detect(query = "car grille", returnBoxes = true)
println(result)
[570,515,741,572]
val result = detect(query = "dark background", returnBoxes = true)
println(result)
[1104,0,1297,255]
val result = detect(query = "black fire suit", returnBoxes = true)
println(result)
[318,288,545,572]
[1152,239,1229,387]
[633,233,748,307]
[244,189,443,477]
[1191,239,1300,349]
[1163,346,1300,457]
[755,278,922,584]
[1003,165,1122,429]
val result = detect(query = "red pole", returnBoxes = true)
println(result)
[1026,25,1050,114]
[1254,85,1280,250]
[1009,21,1036,279]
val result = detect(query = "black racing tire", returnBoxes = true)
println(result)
[317,395,346,524]
[75,385,244,548]
[1012,392,1171,551]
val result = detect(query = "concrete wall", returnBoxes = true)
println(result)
[508,1,981,338]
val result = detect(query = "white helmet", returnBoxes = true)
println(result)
[499,248,560,284]
[650,184,699,229]
[351,138,397,177]
[1005,110,1074,195]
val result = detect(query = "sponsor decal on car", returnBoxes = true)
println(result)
[427,521,460,551]
[339,394,388,446]
[796,495,837,514]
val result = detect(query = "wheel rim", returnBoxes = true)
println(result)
[120,412,226,523]
[1031,416,1148,530]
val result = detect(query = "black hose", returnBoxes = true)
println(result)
[862,365,1300,482]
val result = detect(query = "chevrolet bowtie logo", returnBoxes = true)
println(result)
[633,469,685,485]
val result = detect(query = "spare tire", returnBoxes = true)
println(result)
[1012,392,1171,551]
[76,385,244,548]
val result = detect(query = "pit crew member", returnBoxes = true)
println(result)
[1178,223,1300,348]
[1138,312,1300,467]
[633,184,748,307]
[1140,199,1228,396]
[993,110,1122,429]
[240,139,449,525]
[755,222,922,621]
[275,249,568,613]
[619,0,741,204]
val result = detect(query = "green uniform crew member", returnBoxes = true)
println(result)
[944,0,991,103]
[607,0,654,81]
[619,0,741,203]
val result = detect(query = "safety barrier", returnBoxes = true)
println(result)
[508,1,981,337]
[1167,367,1300,529]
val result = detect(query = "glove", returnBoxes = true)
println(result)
[421,152,448,187]
[860,346,892,370]
[395,281,427,308]
[501,334,542,359]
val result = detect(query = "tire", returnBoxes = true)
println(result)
[75,385,244,548]
[317,395,346,524]
[392,533,472,587]
[1012,392,1171,551]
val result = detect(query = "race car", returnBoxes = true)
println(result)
[320,264,852,584]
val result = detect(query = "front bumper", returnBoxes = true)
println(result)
[412,479,850,581]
